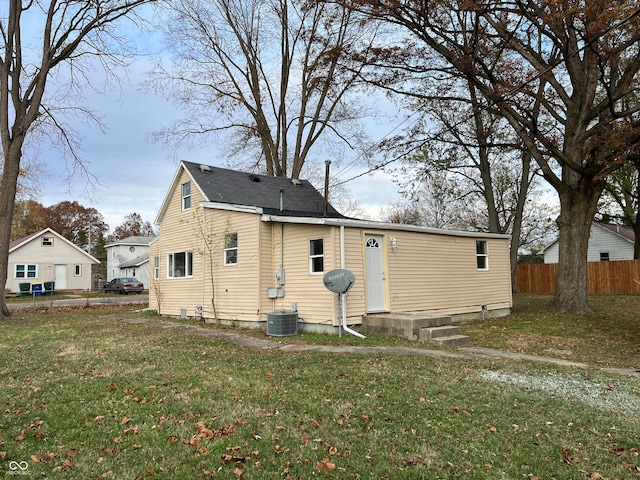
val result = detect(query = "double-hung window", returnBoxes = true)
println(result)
[309,239,324,274]
[154,256,160,280]
[182,182,191,210]
[168,251,193,277]
[16,264,37,279]
[476,240,488,270]
[224,233,238,265]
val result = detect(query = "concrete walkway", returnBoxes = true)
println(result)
[119,316,640,378]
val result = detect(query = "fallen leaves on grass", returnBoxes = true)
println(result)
[316,458,336,472]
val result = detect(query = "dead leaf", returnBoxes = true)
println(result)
[316,459,336,472]
[489,426,498,433]
[107,383,118,391]
[63,459,74,469]
[234,467,244,479]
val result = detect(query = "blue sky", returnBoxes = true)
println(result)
[36,55,401,233]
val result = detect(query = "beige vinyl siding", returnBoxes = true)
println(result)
[150,170,205,316]
[272,223,339,325]
[152,170,262,320]
[385,231,512,315]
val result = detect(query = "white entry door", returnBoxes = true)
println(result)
[54,264,67,290]
[365,234,386,312]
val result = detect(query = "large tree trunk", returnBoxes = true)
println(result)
[547,173,605,313]
[0,145,23,318]
[510,152,532,292]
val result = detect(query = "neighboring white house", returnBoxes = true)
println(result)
[8,228,100,293]
[543,223,635,263]
[105,236,156,289]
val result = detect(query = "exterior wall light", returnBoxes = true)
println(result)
[390,236,398,252]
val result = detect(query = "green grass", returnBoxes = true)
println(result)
[1,304,639,479]
[461,294,640,369]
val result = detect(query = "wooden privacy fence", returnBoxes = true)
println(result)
[515,259,640,294]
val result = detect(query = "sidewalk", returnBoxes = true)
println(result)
[119,316,640,378]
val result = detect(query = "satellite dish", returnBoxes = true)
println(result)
[323,269,355,294]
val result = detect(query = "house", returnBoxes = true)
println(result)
[543,222,635,263]
[150,161,513,333]
[8,228,100,293]
[105,236,156,289]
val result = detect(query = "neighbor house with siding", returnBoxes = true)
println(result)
[150,161,512,332]
[543,222,635,263]
[8,228,100,293]
[106,235,157,289]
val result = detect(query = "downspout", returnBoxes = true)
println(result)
[340,225,365,338]
[279,188,284,283]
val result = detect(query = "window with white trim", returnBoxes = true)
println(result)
[476,240,488,270]
[168,251,193,277]
[224,233,238,265]
[74,264,82,276]
[309,238,324,273]
[16,264,37,279]
[182,182,191,210]
[42,237,53,246]
[154,256,160,280]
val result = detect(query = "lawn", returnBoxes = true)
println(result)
[0,298,639,479]
[460,294,640,369]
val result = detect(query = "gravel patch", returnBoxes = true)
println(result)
[478,370,640,417]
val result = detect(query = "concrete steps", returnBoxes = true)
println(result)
[420,326,471,346]
[362,313,471,346]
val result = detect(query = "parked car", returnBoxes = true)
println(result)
[103,277,144,294]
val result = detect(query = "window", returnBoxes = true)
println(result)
[74,265,82,276]
[476,240,488,270]
[182,182,191,210]
[309,239,324,273]
[154,256,160,280]
[42,237,53,246]
[16,264,37,279]
[224,233,238,265]
[168,251,193,277]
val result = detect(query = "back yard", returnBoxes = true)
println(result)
[0,295,638,479]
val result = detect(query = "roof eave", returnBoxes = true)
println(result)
[260,214,511,239]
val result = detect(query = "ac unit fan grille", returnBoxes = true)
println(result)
[267,311,298,337]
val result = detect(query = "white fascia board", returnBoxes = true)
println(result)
[261,214,511,240]
[154,160,209,225]
[200,201,264,215]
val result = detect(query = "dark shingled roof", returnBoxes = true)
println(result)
[183,161,344,218]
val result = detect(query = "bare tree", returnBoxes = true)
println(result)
[343,0,640,312]
[0,0,153,318]
[148,0,381,179]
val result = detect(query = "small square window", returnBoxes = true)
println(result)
[42,237,53,246]
[600,252,610,261]
[309,239,324,273]
[224,233,238,265]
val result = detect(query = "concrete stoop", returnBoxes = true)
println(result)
[362,313,471,346]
